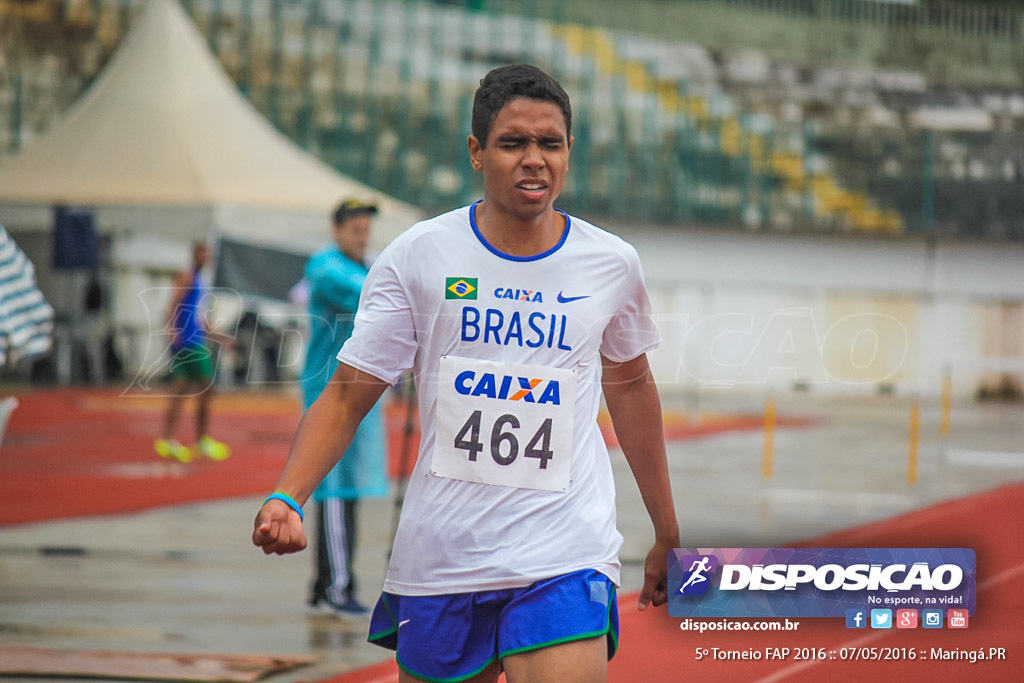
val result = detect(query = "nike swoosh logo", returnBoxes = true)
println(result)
[557,292,590,303]
[399,619,411,628]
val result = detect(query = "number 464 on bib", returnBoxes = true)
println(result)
[432,356,576,492]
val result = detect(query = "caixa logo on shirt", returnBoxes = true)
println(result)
[453,370,561,405]
[494,287,544,303]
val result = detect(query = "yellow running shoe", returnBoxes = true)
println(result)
[155,439,192,463]
[198,436,231,461]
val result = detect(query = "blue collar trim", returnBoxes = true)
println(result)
[469,200,571,262]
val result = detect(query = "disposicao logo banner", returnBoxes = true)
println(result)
[668,548,976,618]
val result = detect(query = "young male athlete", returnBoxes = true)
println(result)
[155,242,230,462]
[253,63,679,682]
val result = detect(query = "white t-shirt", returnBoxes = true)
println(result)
[338,202,660,595]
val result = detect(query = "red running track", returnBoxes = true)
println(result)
[608,480,1022,682]
[2,389,1016,680]
[0,388,807,526]
[0,389,300,526]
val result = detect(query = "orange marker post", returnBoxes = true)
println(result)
[762,396,776,480]
[908,396,920,486]
[940,365,952,437]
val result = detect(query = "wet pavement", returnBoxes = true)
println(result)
[1,392,1021,682]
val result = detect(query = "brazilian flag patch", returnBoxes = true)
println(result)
[445,277,478,300]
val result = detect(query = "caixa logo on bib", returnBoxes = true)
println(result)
[454,370,561,405]
[668,548,976,619]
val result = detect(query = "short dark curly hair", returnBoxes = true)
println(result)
[471,64,572,148]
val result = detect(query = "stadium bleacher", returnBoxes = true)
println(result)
[1,0,1022,239]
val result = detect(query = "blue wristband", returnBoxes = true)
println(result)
[264,492,304,522]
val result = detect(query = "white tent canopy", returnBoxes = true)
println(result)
[0,0,420,252]
[0,0,422,380]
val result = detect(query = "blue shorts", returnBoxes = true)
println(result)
[368,569,619,682]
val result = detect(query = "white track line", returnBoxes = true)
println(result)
[946,450,1024,467]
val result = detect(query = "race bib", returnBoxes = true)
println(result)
[432,356,576,492]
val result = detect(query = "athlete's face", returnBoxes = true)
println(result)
[468,98,572,222]
[193,245,210,269]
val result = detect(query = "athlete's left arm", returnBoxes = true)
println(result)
[601,352,680,611]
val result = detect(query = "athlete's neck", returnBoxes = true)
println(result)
[473,201,565,258]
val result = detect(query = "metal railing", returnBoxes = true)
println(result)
[499,0,1024,42]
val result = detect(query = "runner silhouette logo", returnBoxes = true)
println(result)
[678,554,718,595]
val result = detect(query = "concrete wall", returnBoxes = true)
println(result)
[613,224,1024,399]
[8,206,1023,399]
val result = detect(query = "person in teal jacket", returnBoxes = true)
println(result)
[299,198,389,617]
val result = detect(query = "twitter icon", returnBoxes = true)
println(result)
[870,609,892,629]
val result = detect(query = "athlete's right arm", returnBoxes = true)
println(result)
[252,362,388,555]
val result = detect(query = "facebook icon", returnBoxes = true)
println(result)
[845,609,867,629]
